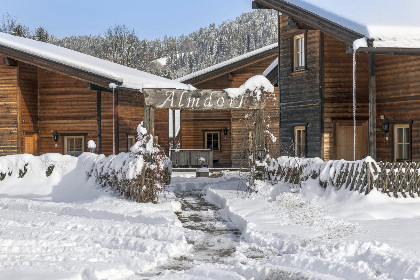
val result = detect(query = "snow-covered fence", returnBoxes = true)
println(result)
[264,157,420,198]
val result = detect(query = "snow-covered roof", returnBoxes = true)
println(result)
[0,32,190,90]
[177,43,278,83]
[263,57,278,77]
[282,0,420,48]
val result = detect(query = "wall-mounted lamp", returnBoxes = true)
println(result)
[53,131,59,142]
[382,118,390,133]
[224,127,228,136]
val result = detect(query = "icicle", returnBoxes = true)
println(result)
[352,50,357,161]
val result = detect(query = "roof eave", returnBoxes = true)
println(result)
[254,0,364,45]
[0,44,122,88]
[179,47,278,85]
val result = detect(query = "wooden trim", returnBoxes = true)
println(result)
[182,50,278,85]
[357,47,420,56]
[393,124,411,162]
[97,90,102,154]
[254,0,363,45]
[293,33,306,71]
[63,135,85,156]
[204,131,221,151]
[127,135,136,152]
[17,61,21,153]
[0,45,120,88]
[368,53,376,160]
[293,125,306,157]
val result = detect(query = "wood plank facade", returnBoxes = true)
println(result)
[255,0,420,163]
[179,48,280,167]
[0,56,169,157]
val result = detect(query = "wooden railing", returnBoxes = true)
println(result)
[170,149,213,168]
[264,157,420,198]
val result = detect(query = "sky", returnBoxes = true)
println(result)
[0,0,253,40]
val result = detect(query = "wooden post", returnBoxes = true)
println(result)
[144,106,155,137]
[369,53,376,160]
[172,109,176,149]
[96,90,102,154]
[253,109,265,160]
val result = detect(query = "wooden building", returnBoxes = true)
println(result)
[0,32,190,157]
[176,44,280,167]
[253,0,420,162]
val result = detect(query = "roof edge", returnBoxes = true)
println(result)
[255,0,364,45]
[177,43,278,84]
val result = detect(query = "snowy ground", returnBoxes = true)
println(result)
[0,154,189,280]
[2,156,420,279]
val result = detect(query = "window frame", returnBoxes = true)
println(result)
[393,123,411,162]
[293,33,306,72]
[127,135,136,151]
[64,135,85,157]
[294,126,306,157]
[204,131,221,151]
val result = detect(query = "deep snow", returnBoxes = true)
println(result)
[0,154,189,279]
[2,156,420,279]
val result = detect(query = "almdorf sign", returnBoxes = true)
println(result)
[143,89,264,110]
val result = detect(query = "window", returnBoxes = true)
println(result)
[128,135,136,151]
[64,136,84,157]
[294,126,306,157]
[293,34,305,71]
[204,131,220,150]
[394,124,410,162]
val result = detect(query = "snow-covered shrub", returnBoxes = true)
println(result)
[86,122,171,203]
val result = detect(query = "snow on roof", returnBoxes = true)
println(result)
[284,0,420,48]
[263,57,278,77]
[176,43,278,82]
[0,32,190,90]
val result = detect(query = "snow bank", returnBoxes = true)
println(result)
[224,75,275,100]
[0,154,188,279]
[201,176,420,279]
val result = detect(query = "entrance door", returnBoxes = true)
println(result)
[335,121,368,160]
[24,133,38,155]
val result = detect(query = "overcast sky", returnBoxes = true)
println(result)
[1,0,253,39]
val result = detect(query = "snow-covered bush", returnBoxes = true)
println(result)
[86,122,171,203]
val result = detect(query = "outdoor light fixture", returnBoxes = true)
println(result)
[53,131,59,142]
[224,127,228,135]
[382,118,390,133]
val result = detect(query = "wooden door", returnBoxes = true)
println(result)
[24,133,38,155]
[335,121,368,160]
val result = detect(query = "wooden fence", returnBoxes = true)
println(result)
[264,157,420,198]
[170,149,213,168]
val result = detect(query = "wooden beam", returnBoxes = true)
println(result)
[172,109,176,148]
[357,47,420,56]
[252,1,270,9]
[97,90,102,154]
[115,90,119,154]
[144,106,155,137]
[3,56,17,66]
[87,83,113,93]
[0,45,121,88]
[255,0,363,45]
[368,53,376,160]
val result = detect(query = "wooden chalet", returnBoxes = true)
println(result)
[176,44,280,167]
[253,0,420,162]
[0,32,190,157]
